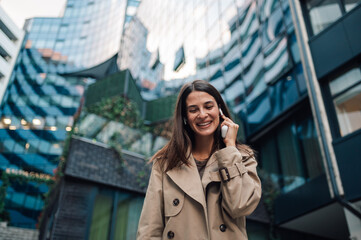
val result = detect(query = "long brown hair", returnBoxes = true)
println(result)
[152,80,253,172]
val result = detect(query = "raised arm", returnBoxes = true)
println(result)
[215,146,262,218]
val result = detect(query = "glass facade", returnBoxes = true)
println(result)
[118,0,325,223]
[304,0,361,36]
[120,0,315,135]
[0,42,87,228]
[0,0,136,228]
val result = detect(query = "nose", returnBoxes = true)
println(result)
[198,109,207,118]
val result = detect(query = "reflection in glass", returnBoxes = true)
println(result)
[89,194,113,240]
[259,135,281,187]
[297,117,324,179]
[246,91,271,134]
[330,67,361,95]
[264,36,290,84]
[225,79,246,110]
[239,2,259,41]
[344,0,361,12]
[243,54,266,103]
[223,43,242,85]
[241,31,262,69]
[261,7,285,47]
[307,0,342,35]
[258,0,279,22]
[277,122,306,193]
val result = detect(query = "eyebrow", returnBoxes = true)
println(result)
[187,101,215,109]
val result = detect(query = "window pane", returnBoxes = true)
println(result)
[297,117,324,179]
[114,195,144,240]
[89,194,113,240]
[307,0,342,35]
[344,0,361,12]
[334,83,361,136]
[277,122,306,193]
[260,136,281,187]
[329,67,361,96]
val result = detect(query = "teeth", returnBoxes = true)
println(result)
[198,122,211,126]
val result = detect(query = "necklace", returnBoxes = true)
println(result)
[193,155,210,162]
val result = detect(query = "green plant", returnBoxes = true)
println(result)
[86,96,144,129]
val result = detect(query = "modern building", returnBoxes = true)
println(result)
[0,6,24,103]
[38,136,149,240]
[115,0,361,239]
[2,0,361,238]
[0,0,140,228]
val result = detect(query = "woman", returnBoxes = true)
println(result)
[137,80,261,239]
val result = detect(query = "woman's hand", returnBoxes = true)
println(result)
[220,114,239,147]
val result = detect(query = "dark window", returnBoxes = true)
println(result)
[256,110,324,193]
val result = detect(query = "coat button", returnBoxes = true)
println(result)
[219,224,227,232]
[167,231,175,239]
[173,198,180,206]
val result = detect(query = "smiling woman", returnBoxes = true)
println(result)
[137,80,262,240]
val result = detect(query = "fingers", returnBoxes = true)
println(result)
[220,116,239,147]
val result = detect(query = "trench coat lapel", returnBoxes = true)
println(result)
[201,154,221,189]
[166,155,206,207]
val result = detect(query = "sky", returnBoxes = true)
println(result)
[0,0,66,29]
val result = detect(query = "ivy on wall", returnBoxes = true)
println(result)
[85,95,173,139]
[86,96,144,129]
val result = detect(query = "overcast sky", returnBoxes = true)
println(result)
[1,0,66,29]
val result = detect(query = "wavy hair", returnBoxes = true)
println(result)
[152,80,253,172]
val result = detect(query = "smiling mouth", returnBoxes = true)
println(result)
[197,121,212,127]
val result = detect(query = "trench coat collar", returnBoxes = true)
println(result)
[166,154,206,207]
[201,155,220,188]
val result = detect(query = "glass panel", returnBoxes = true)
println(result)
[264,36,290,84]
[89,194,113,240]
[297,117,324,179]
[329,67,361,96]
[114,196,130,240]
[334,83,361,136]
[307,0,342,35]
[239,1,259,41]
[344,0,361,12]
[258,0,279,22]
[277,122,306,193]
[261,7,285,47]
[246,91,271,134]
[260,136,281,186]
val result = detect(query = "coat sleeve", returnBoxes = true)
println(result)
[214,146,262,219]
[137,162,164,240]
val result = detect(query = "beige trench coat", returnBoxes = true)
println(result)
[137,146,262,240]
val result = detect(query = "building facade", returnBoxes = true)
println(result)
[0,6,24,103]
[0,0,139,228]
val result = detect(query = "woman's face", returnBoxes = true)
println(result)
[185,91,220,139]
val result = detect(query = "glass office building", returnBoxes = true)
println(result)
[0,0,139,228]
[121,0,323,190]
[117,0,361,238]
